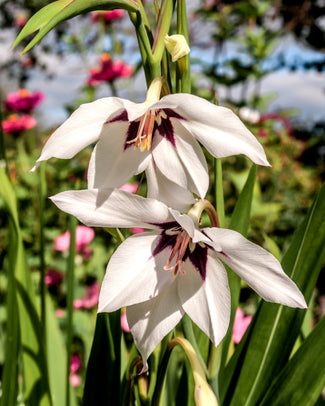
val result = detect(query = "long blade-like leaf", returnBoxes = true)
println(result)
[221,183,325,406]
[0,167,52,406]
[12,0,139,53]
[260,315,325,406]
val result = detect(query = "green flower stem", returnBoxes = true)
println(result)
[176,0,190,93]
[39,162,47,337]
[129,9,157,85]
[181,314,208,376]
[152,0,174,66]
[214,158,225,228]
[65,215,77,406]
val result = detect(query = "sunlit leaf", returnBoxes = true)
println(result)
[12,0,139,53]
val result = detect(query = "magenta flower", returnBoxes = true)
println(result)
[91,9,125,23]
[232,308,252,344]
[4,89,44,113]
[119,182,139,194]
[2,114,36,135]
[44,269,64,287]
[121,310,131,333]
[74,280,100,310]
[258,113,294,138]
[54,225,95,258]
[87,53,133,86]
[69,354,82,387]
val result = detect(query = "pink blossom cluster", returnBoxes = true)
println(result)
[1,114,36,136]
[74,280,100,310]
[70,353,82,387]
[91,10,125,23]
[54,225,95,259]
[2,89,44,136]
[87,53,133,86]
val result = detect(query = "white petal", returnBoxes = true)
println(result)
[98,233,175,312]
[173,122,209,198]
[87,121,150,188]
[204,228,307,308]
[179,256,231,347]
[50,188,174,229]
[127,280,183,370]
[32,97,127,171]
[157,93,270,166]
[146,160,195,212]
[151,136,188,190]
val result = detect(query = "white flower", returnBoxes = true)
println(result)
[51,188,307,369]
[33,78,269,208]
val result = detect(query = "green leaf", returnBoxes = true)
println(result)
[83,312,121,405]
[12,0,139,53]
[260,315,325,406]
[46,295,77,406]
[221,182,325,406]
[0,166,52,406]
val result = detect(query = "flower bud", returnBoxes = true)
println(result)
[164,34,190,62]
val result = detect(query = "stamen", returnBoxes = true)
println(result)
[126,110,156,151]
[164,231,192,276]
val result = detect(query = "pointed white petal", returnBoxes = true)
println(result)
[156,93,270,166]
[127,280,183,370]
[146,160,195,212]
[151,136,189,190]
[32,97,127,170]
[204,228,307,308]
[87,121,150,188]
[98,233,175,312]
[179,256,231,347]
[173,122,209,198]
[50,188,174,229]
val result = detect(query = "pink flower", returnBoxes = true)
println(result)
[2,114,36,135]
[70,353,82,373]
[54,225,95,258]
[130,227,146,234]
[15,14,28,28]
[87,53,133,86]
[45,269,64,287]
[121,309,131,333]
[119,182,139,194]
[232,308,252,344]
[69,354,82,387]
[4,89,45,113]
[91,9,125,23]
[74,280,100,310]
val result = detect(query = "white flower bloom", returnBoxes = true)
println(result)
[33,79,269,207]
[51,188,307,369]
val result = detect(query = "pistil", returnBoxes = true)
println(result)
[164,230,191,276]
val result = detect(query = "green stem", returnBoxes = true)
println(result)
[176,0,190,93]
[152,0,174,65]
[39,162,47,339]
[65,215,77,406]
[181,314,208,376]
[214,158,225,228]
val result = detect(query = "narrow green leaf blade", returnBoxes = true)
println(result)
[221,183,325,406]
[260,315,325,406]
[12,0,139,53]
[0,167,52,406]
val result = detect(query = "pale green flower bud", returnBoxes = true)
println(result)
[164,34,190,62]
